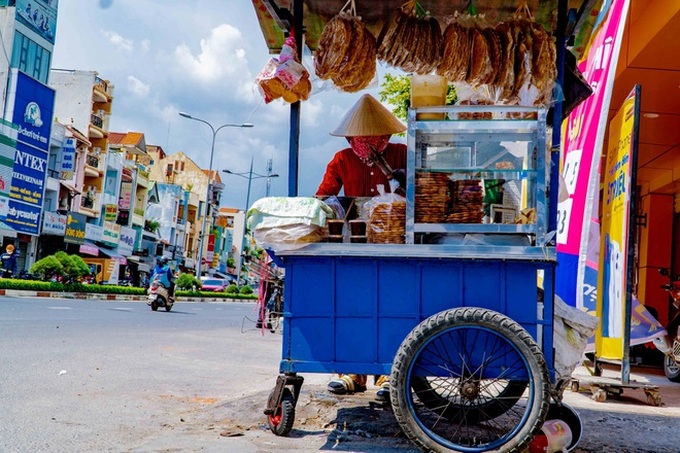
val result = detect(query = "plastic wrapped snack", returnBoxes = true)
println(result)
[256,36,312,104]
[361,185,406,244]
[247,197,333,250]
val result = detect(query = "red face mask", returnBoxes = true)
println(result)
[348,136,390,166]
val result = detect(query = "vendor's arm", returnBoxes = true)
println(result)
[316,154,343,196]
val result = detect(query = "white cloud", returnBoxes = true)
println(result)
[173,24,248,84]
[102,30,133,52]
[300,98,323,128]
[126,76,149,97]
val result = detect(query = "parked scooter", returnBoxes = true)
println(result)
[147,275,175,312]
[656,268,680,382]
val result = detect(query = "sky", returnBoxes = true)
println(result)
[51,0,394,210]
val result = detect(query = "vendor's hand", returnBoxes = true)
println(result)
[392,169,406,187]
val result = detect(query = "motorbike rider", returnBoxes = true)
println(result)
[152,256,175,301]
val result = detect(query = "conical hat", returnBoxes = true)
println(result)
[330,94,406,137]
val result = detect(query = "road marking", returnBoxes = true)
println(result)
[110,307,133,311]
[46,306,73,310]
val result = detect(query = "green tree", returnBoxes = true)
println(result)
[30,256,64,280]
[53,252,90,282]
[379,73,458,123]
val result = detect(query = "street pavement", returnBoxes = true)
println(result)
[1,295,679,452]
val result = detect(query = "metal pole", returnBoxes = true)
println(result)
[237,158,254,286]
[178,112,253,277]
[196,124,217,277]
[244,157,254,212]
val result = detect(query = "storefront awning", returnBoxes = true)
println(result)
[83,241,128,265]
[0,221,17,238]
[126,255,152,273]
[59,181,81,194]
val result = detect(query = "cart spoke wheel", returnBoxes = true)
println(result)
[391,307,549,453]
[268,387,295,436]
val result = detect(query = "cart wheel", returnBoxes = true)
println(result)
[410,377,527,424]
[391,307,550,453]
[268,387,295,436]
[151,301,158,311]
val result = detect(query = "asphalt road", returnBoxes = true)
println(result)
[2,296,680,453]
[0,297,300,452]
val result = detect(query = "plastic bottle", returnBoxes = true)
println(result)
[526,419,573,453]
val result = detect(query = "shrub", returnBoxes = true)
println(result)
[225,284,239,294]
[54,252,90,281]
[239,285,254,295]
[176,273,202,290]
[30,256,63,280]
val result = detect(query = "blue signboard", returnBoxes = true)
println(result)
[5,70,55,235]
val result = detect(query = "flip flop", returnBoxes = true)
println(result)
[327,375,366,395]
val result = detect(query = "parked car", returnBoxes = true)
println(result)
[200,278,228,292]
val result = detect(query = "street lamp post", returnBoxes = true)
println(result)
[223,158,279,284]
[179,112,253,276]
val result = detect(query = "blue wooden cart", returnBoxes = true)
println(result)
[262,106,569,453]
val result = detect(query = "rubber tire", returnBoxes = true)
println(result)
[165,302,173,312]
[663,353,680,382]
[150,300,159,311]
[390,307,550,453]
[268,387,295,436]
[410,376,528,424]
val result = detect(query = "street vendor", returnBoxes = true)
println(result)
[316,93,407,198]
[316,93,406,401]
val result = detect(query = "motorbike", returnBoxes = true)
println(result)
[656,268,680,382]
[147,275,175,312]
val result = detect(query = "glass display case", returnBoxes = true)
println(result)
[405,105,549,247]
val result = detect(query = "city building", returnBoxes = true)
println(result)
[147,150,223,275]
[0,1,59,272]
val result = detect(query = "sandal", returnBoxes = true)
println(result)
[375,381,391,402]
[327,375,366,395]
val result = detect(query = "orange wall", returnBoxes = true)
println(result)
[637,193,674,324]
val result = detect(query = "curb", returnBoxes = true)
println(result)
[0,289,256,303]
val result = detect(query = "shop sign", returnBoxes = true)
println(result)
[79,243,99,257]
[85,223,103,242]
[104,203,118,222]
[64,212,86,245]
[119,182,132,210]
[42,211,66,235]
[60,138,75,180]
[0,120,17,202]
[101,220,120,247]
[555,0,629,308]
[116,209,129,225]
[5,70,55,236]
[596,86,651,361]
[15,0,58,44]
[118,226,136,256]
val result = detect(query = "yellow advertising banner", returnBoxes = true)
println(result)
[596,87,638,359]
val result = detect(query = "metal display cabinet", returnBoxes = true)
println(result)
[405,105,549,247]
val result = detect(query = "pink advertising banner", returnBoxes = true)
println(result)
[555,0,630,308]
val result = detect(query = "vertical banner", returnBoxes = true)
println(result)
[556,0,630,308]
[5,70,56,235]
[596,86,640,362]
[60,138,75,180]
